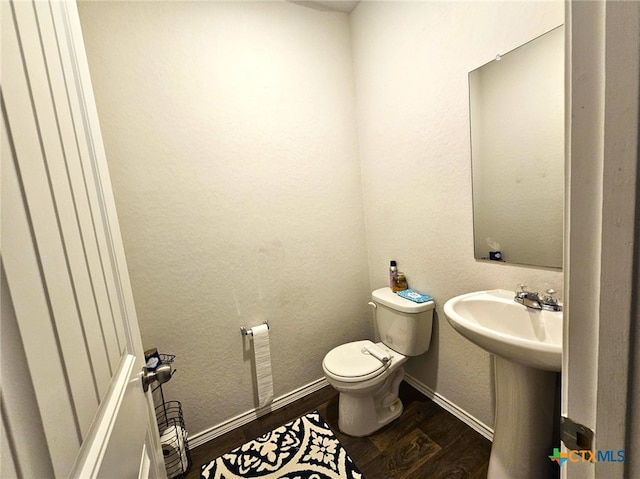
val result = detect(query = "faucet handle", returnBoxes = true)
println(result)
[516,283,527,295]
[543,288,558,304]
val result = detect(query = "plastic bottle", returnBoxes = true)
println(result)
[389,260,397,289]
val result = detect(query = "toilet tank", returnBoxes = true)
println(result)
[371,287,435,356]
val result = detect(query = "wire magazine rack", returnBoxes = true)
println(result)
[152,354,192,479]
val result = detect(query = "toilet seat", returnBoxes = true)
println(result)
[323,340,394,383]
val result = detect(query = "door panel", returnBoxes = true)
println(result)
[45,0,127,371]
[2,8,83,474]
[1,139,60,479]
[34,0,122,395]
[5,0,100,437]
[33,0,116,396]
[1,1,166,477]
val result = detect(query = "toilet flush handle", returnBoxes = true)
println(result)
[368,301,377,309]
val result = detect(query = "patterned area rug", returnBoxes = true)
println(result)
[200,411,363,479]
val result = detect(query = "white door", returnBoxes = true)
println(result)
[563,1,640,479]
[1,1,167,477]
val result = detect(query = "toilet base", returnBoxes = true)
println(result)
[335,368,405,437]
[338,396,403,437]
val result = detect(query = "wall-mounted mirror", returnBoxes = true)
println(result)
[469,25,564,269]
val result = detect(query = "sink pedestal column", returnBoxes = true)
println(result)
[488,356,559,479]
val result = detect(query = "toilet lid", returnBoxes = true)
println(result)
[323,340,391,382]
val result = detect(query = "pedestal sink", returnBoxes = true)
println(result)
[444,289,562,479]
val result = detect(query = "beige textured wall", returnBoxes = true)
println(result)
[78,1,372,435]
[351,0,563,429]
[79,0,565,438]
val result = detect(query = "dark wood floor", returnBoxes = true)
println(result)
[185,381,491,479]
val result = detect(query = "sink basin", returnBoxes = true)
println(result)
[444,289,562,371]
[444,289,563,479]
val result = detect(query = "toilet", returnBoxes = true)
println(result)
[322,287,435,437]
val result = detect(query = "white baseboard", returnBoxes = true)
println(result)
[404,374,494,441]
[189,374,493,449]
[188,377,330,448]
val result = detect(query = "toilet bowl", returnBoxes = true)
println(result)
[322,287,434,437]
[323,339,408,436]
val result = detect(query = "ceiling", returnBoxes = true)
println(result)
[288,1,361,14]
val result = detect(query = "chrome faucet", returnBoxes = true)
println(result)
[514,284,562,312]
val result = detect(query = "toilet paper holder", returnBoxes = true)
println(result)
[240,321,269,337]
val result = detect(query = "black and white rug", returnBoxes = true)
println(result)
[200,411,363,479]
